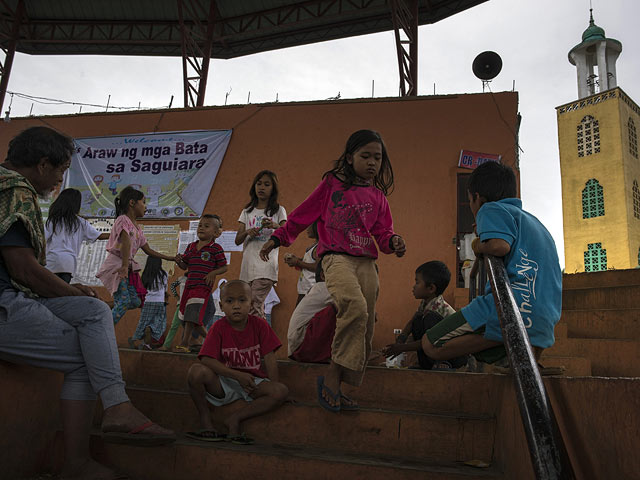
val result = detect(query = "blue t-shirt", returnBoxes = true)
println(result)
[0,221,33,293]
[461,198,562,348]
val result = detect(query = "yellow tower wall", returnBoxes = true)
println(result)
[618,90,640,268]
[557,88,634,273]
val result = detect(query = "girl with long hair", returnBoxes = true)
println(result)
[44,188,109,282]
[234,170,287,319]
[261,129,406,412]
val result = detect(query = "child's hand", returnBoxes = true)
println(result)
[259,240,275,261]
[116,265,128,279]
[246,227,260,238]
[236,372,257,393]
[391,235,406,257]
[204,271,217,287]
[381,343,404,359]
[471,237,483,256]
[262,218,278,230]
[284,253,299,267]
[174,254,183,263]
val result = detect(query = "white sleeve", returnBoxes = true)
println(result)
[278,205,287,222]
[237,209,248,225]
[82,218,101,243]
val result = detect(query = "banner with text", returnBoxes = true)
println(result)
[68,130,232,218]
[458,150,501,170]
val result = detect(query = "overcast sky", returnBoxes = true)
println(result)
[5,0,638,267]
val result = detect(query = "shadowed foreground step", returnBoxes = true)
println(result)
[98,386,496,464]
[88,434,502,480]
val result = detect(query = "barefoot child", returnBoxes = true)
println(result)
[235,170,287,319]
[382,261,467,370]
[97,186,177,324]
[174,214,228,353]
[186,280,288,443]
[129,257,168,350]
[261,129,406,413]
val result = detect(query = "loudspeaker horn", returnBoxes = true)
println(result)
[472,51,502,81]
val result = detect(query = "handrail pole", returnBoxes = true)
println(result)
[484,255,574,480]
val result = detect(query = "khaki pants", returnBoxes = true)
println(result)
[323,254,378,386]
[249,278,274,319]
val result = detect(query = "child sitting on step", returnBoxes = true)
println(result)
[382,261,467,370]
[288,257,337,363]
[419,162,562,366]
[186,280,288,444]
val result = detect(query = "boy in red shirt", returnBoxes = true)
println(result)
[186,280,289,444]
[175,214,227,352]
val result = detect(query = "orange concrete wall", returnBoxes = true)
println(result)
[0,93,518,353]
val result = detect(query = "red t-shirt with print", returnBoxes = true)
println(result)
[198,314,281,378]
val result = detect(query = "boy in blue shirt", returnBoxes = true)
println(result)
[421,161,562,365]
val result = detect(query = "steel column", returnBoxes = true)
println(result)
[390,0,418,96]
[177,0,217,108]
[0,0,24,115]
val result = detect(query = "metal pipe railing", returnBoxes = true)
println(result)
[482,255,575,480]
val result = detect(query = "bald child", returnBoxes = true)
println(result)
[186,280,288,444]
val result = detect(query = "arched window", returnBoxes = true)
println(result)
[577,115,600,157]
[634,180,640,219]
[584,242,607,272]
[582,179,605,219]
[629,118,638,159]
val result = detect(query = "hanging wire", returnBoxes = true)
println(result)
[6,90,171,111]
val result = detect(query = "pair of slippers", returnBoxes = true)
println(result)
[316,376,360,413]
[102,421,176,447]
[186,430,254,445]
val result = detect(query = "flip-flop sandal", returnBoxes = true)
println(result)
[339,393,360,411]
[227,433,254,445]
[189,344,203,353]
[185,429,226,442]
[173,345,190,353]
[102,421,176,446]
[316,376,340,413]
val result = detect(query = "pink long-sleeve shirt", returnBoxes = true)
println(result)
[272,174,397,259]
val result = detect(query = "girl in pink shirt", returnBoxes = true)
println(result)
[260,129,406,413]
[97,186,176,324]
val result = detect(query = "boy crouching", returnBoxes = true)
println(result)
[187,280,288,444]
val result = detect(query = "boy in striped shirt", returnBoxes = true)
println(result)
[174,214,228,352]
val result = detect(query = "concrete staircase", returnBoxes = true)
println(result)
[542,269,640,377]
[89,350,503,480]
[4,269,640,479]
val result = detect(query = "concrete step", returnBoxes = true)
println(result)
[562,285,640,310]
[559,309,640,340]
[88,434,503,480]
[545,337,640,377]
[538,355,592,376]
[97,386,496,464]
[562,269,640,289]
[554,322,568,339]
[118,349,504,416]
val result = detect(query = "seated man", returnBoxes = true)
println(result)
[0,127,175,480]
[287,258,336,363]
[382,261,467,369]
[420,162,562,367]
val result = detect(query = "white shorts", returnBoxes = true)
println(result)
[205,375,269,407]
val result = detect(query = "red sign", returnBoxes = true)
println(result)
[458,150,501,170]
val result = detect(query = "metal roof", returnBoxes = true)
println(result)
[1,0,488,59]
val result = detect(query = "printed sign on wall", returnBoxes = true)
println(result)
[458,150,501,170]
[67,130,232,218]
